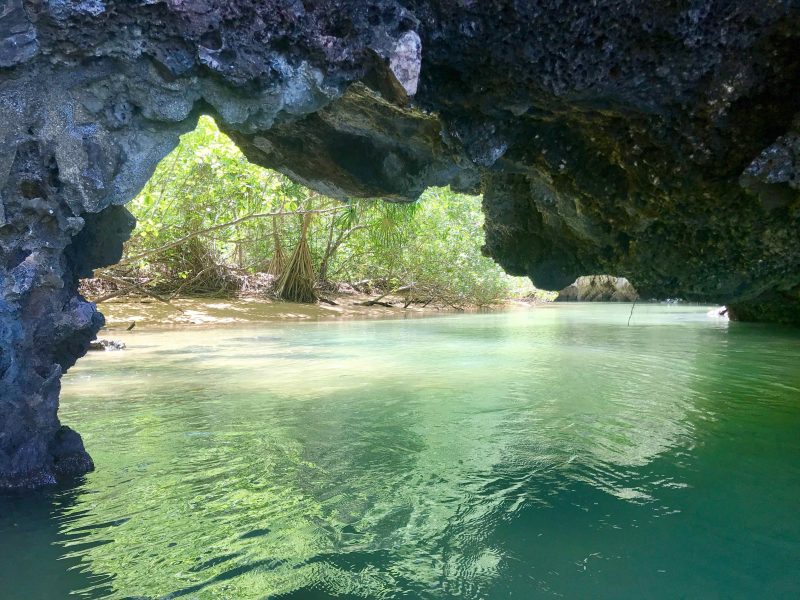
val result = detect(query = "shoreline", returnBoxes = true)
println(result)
[92,296,728,336]
[95,294,553,332]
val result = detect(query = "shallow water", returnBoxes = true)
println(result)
[2,303,799,599]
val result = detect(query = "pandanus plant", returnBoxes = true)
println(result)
[275,212,317,303]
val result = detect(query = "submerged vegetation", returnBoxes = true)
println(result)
[89,117,538,308]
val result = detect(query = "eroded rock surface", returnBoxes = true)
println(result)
[556,276,638,303]
[1,1,799,486]
[87,339,125,351]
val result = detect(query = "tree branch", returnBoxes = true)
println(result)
[108,206,349,268]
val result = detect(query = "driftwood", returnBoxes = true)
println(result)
[358,300,394,308]
[356,289,395,307]
[94,274,184,312]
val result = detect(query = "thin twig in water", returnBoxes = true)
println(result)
[627,297,638,326]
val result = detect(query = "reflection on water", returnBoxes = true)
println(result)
[1,304,799,599]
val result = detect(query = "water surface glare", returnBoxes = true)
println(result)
[2,304,799,598]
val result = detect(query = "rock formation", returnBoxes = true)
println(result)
[87,339,125,351]
[556,276,638,303]
[1,1,798,486]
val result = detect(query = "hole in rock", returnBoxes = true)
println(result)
[79,115,537,328]
[19,180,45,199]
[199,29,223,51]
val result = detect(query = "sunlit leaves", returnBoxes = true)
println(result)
[123,115,531,303]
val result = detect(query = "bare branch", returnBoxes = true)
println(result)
[107,205,349,269]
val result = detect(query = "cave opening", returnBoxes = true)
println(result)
[1,2,800,597]
[0,76,504,490]
[78,114,539,329]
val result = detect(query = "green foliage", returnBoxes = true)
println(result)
[336,190,520,307]
[119,116,533,305]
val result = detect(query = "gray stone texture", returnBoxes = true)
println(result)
[1,0,799,486]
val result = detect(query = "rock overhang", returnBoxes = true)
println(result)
[0,0,799,487]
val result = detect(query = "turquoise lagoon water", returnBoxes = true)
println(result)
[1,303,799,598]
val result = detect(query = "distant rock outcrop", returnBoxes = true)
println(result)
[88,339,126,352]
[556,276,639,302]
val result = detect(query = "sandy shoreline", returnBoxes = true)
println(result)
[96,294,551,332]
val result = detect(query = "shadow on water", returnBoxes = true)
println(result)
[1,305,799,599]
[0,480,115,599]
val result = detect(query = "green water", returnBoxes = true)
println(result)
[1,304,799,599]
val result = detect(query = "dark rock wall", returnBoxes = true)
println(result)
[0,0,798,486]
[410,1,800,312]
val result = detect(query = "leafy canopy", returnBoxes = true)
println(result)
[119,116,536,305]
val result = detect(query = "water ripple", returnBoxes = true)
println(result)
[1,305,798,599]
